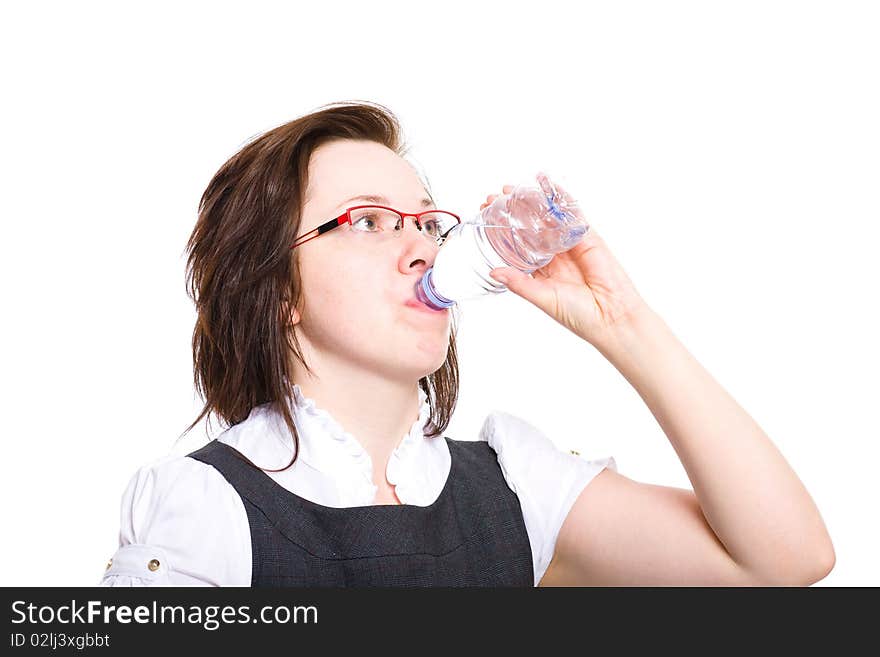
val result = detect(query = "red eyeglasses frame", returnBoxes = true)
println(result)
[289,205,462,249]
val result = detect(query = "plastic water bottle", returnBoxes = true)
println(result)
[414,172,589,309]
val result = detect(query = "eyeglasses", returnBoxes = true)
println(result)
[290,205,461,249]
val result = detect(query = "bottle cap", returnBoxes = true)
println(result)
[415,268,455,310]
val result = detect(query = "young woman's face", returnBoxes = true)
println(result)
[291,139,453,383]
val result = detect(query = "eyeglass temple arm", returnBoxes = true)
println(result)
[290,215,348,249]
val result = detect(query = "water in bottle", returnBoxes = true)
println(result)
[414,172,589,310]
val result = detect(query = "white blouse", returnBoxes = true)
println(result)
[100,384,616,587]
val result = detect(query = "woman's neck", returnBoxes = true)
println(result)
[292,369,424,486]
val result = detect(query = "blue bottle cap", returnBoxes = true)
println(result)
[416,268,455,310]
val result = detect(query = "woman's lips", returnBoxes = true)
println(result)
[404,298,448,314]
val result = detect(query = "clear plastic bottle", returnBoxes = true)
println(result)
[414,172,589,309]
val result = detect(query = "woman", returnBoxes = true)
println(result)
[100,100,835,587]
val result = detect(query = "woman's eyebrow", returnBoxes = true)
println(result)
[335,194,436,212]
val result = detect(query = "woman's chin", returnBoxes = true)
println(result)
[404,340,449,374]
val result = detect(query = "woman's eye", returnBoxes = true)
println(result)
[354,216,378,230]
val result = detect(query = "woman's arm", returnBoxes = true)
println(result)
[542,303,835,586]
[484,175,834,585]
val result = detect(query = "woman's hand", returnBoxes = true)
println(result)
[484,172,649,345]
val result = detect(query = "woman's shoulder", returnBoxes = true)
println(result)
[101,446,252,586]
[121,449,228,501]
[475,408,618,494]
[115,446,252,520]
[477,409,563,454]
[117,444,257,533]
[471,409,618,586]
[476,409,616,469]
[111,401,291,538]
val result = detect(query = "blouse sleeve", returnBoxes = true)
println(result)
[480,410,617,587]
[99,453,252,586]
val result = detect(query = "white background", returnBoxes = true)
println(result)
[1,1,877,586]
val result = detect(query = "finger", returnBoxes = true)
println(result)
[536,171,586,224]
[536,171,561,199]
[538,172,578,205]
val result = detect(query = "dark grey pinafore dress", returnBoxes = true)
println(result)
[187,436,534,587]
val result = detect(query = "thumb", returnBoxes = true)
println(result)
[489,267,554,311]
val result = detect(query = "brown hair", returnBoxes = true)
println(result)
[179,100,460,471]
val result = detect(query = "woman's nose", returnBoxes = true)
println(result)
[397,217,438,270]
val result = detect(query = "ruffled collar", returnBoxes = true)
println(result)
[285,382,433,485]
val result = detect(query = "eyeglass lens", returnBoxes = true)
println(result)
[349,207,458,242]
